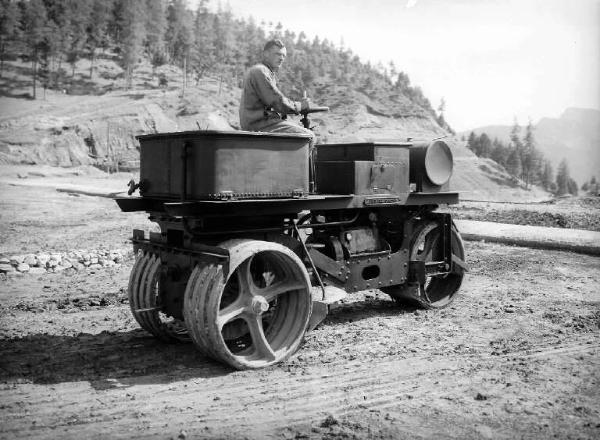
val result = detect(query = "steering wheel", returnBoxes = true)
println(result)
[300,106,329,129]
[301,106,329,115]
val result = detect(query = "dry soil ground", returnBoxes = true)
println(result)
[1,168,599,440]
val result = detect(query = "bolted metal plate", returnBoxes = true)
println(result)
[310,248,410,293]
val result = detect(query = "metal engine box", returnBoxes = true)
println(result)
[315,142,410,195]
[137,130,311,199]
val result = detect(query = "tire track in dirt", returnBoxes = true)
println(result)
[1,357,457,439]
[1,337,597,439]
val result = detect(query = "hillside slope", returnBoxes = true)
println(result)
[0,58,444,167]
[0,58,548,202]
[447,139,548,202]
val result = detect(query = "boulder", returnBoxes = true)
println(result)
[0,263,15,273]
[16,263,30,272]
[37,254,50,267]
[23,254,37,266]
[10,255,25,265]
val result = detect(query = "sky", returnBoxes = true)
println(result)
[191,0,600,132]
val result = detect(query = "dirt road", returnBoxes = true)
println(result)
[1,241,599,439]
[1,169,599,439]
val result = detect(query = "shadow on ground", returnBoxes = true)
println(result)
[0,297,418,388]
[0,328,229,387]
[324,296,418,325]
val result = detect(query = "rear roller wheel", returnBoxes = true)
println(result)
[383,221,466,309]
[128,251,189,341]
[183,240,312,370]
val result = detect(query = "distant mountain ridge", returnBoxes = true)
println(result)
[461,108,600,185]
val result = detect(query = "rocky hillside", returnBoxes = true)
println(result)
[0,56,445,168]
[463,108,600,185]
[0,59,239,168]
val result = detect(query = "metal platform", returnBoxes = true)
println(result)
[114,192,459,217]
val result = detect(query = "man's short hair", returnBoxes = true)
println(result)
[263,39,285,52]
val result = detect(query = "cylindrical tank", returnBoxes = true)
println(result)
[409,140,454,186]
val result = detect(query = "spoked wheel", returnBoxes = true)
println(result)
[128,251,189,341]
[183,239,312,370]
[383,220,466,309]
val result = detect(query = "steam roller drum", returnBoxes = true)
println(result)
[382,220,465,309]
[128,251,189,341]
[183,239,312,370]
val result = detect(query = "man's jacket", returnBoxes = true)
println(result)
[239,63,301,131]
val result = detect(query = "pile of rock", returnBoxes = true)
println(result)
[0,248,133,275]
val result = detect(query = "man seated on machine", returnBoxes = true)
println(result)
[239,39,314,138]
[240,38,327,191]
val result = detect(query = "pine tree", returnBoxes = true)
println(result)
[296,31,307,46]
[490,138,508,168]
[581,181,589,192]
[541,160,553,191]
[0,0,20,78]
[166,0,193,89]
[270,21,283,38]
[395,71,410,90]
[87,1,112,79]
[466,132,476,154]
[38,38,50,98]
[556,159,570,195]
[436,98,449,131]
[64,0,92,77]
[191,0,216,81]
[212,4,234,74]
[22,0,51,99]
[521,119,537,188]
[567,178,578,196]
[241,15,264,68]
[506,148,522,179]
[146,0,167,49]
[43,0,69,73]
[388,60,397,81]
[478,133,492,158]
[145,0,167,77]
[590,176,599,195]
[510,118,523,151]
[115,0,147,88]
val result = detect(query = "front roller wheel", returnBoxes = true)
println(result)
[183,240,312,370]
[383,221,466,309]
[128,251,189,341]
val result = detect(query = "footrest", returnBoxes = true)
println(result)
[307,301,328,332]
[310,286,348,304]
